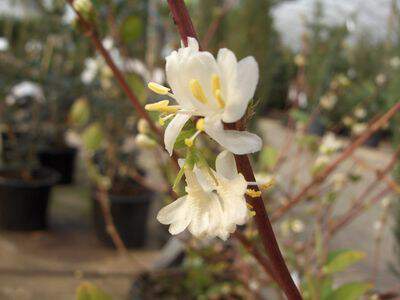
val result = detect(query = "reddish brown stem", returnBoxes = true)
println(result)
[67,0,180,169]
[166,1,302,299]
[272,101,400,221]
[68,0,160,136]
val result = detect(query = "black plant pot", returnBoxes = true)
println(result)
[37,147,77,184]
[0,168,60,231]
[92,187,153,248]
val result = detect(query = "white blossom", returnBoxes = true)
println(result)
[0,37,9,51]
[354,107,367,119]
[319,133,343,155]
[390,56,400,69]
[320,93,337,110]
[146,38,262,155]
[352,123,367,136]
[157,151,249,240]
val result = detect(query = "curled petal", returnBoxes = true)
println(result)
[164,113,191,155]
[157,196,192,235]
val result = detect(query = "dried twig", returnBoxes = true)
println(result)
[272,102,400,221]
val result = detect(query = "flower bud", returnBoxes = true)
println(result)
[135,134,156,149]
[73,0,93,19]
[137,118,150,134]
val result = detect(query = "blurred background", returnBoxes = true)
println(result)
[0,0,399,299]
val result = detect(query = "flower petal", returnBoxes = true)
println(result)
[164,113,191,155]
[157,196,192,235]
[204,116,262,154]
[222,56,259,123]
[215,150,238,180]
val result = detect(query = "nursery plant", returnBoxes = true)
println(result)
[67,0,400,299]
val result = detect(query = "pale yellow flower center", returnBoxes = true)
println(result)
[189,75,226,109]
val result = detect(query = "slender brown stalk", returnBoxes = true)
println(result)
[96,187,128,254]
[66,0,181,169]
[67,0,160,136]
[233,231,279,284]
[272,101,400,221]
[167,1,302,299]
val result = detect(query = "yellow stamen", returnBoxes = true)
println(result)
[189,79,208,104]
[260,179,276,190]
[145,100,180,113]
[185,138,194,147]
[250,211,256,217]
[246,189,262,198]
[148,82,170,95]
[196,118,205,132]
[211,74,225,108]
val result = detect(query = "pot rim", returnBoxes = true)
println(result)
[0,167,60,188]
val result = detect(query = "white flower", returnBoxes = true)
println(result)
[314,155,330,170]
[6,81,44,105]
[81,58,99,84]
[352,123,367,136]
[390,56,400,69]
[146,38,262,155]
[65,130,82,148]
[375,73,386,86]
[137,118,150,134]
[320,93,337,110]
[157,151,249,240]
[135,134,157,149]
[319,133,343,155]
[0,37,9,51]
[354,107,367,119]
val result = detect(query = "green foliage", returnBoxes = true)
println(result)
[82,123,104,152]
[259,146,279,171]
[120,16,143,43]
[69,98,90,127]
[325,282,372,300]
[76,282,112,300]
[323,249,366,275]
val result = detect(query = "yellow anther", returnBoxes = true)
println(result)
[189,79,208,104]
[185,138,194,147]
[246,203,253,209]
[250,211,256,217]
[145,100,180,113]
[246,189,262,198]
[196,118,205,132]
[260,179,276,190]
[158,117,165,126]
[148,82,170,95]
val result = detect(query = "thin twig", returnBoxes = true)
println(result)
[272,101,400,221]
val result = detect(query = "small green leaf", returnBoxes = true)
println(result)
[70,98,90,127]
[260,146,279,171]
[323,249,366,275]
[290,109,309,123]
[120,16,143,43]
[76,282,112,300]
[325,282,372,300]
[82,123,104,152]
